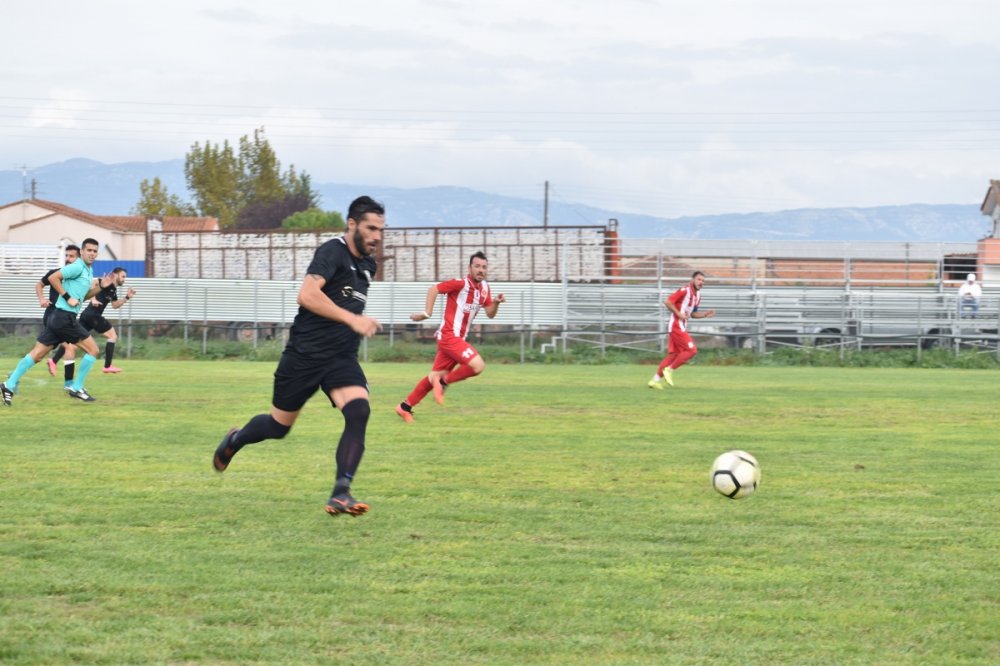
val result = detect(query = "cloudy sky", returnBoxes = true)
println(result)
[2,0,998,217]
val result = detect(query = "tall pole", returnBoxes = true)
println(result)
[543,180,549,228]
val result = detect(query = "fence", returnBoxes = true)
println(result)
[1,277,997,360]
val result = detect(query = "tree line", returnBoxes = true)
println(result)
[131,127,344,231]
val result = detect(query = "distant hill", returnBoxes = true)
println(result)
[0,158,990,241]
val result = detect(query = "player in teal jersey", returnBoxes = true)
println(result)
[1,238,105,405]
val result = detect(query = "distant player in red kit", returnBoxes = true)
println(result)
[396,251,505,422]
[649,270,715,389]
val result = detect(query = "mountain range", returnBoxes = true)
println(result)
[0,158,990,242]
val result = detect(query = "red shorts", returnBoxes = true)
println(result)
[433,336,480,372]
[668,329,696,355]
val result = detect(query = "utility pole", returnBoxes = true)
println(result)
[543,180,549,228]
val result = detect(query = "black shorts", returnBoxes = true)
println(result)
[81,311,112,334]
[38,309,90,347]
[271,349,369,412]
[41,305,56,331]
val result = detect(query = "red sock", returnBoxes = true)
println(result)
[405,377,433,407]
[443,363,479,385]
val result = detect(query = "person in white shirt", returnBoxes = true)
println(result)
[958,273,982,319]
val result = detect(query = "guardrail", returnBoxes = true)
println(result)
[2,278,997,359]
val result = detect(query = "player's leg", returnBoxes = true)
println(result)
[669,333,698,373]
[48,343,65,375]
[213,351,308,471]
[433,340,482,401]
[2,340,55,405]
[326,384,371,516]
[68,335,101,401]
[97,320,121,372]
[397,349,452,419]
[63,344,77,389]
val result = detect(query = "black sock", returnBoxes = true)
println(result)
[64,360,75,382]
[400,402,412,412]
[52,346,66,363]
[334,398,370,492]
[231,414,291,449]
[104,341,115,367]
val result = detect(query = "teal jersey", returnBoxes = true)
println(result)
[55,258,94,313]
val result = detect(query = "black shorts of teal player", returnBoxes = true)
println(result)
[211,196,386,518]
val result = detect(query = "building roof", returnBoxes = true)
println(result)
[2,198,218,232]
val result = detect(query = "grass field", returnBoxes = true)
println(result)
[1,361,998,664]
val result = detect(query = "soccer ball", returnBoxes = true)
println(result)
[710,450,761,499]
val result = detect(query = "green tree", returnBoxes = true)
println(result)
[131,177,197,216]
[184,139,242,228]
[281,208,345,230]
[183,127,320,230]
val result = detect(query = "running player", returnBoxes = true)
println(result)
[212,196,384,517]
[648,270,715,389]
[72,267,135,373]
[2,238,104,404]
[37,245,80,387]
[395,251,505,422]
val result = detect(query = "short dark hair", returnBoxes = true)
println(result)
[65,244,80,255]
[347,196,385,222]
[82,238,99,249]
[469,251,488,265]
[692,270,705,280]
[112,267,127,275]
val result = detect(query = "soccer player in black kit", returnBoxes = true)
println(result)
[213,196,385,517]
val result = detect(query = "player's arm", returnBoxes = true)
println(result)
[484,293,506,319]
[47,270,80,309]
[664,293,685,320]
[297,273,381,337]
[84,278,105,301]
[691,308,715,319]
[110,287,136,309]
[35,278,49,308]
[410,285,440,321]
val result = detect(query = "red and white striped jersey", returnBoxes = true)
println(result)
[434,276,494,340]
[666,284,701,333]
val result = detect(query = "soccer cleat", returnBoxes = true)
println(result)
[102,366,122,374]
[47,358,57,376]
[647,378,664,390]
[395,403,414,423]
[67,388,96,402]
[324,493,369,517]
[430,374,445,405]
[1,382,14,406]
[213,428,240,472]
[663,368,675,387]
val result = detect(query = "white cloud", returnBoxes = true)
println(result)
[0,0,998,216]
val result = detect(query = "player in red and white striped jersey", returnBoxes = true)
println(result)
[396,251,506,422]
[649,271,715,389]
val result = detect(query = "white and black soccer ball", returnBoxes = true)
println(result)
[710,450,761,499]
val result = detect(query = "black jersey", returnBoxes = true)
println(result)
[287,236,376,358]
[83,282,118,318]
[40,268,60,305]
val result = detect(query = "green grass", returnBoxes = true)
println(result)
[1,362,998,664]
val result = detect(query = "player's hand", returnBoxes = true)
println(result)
[39,298,51,308]
[352,314,382,338]
[704,309,716,318]
[65,296,77,308]
[410,311,430,321]
[495,293,506,304]
[127,288,136,299]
